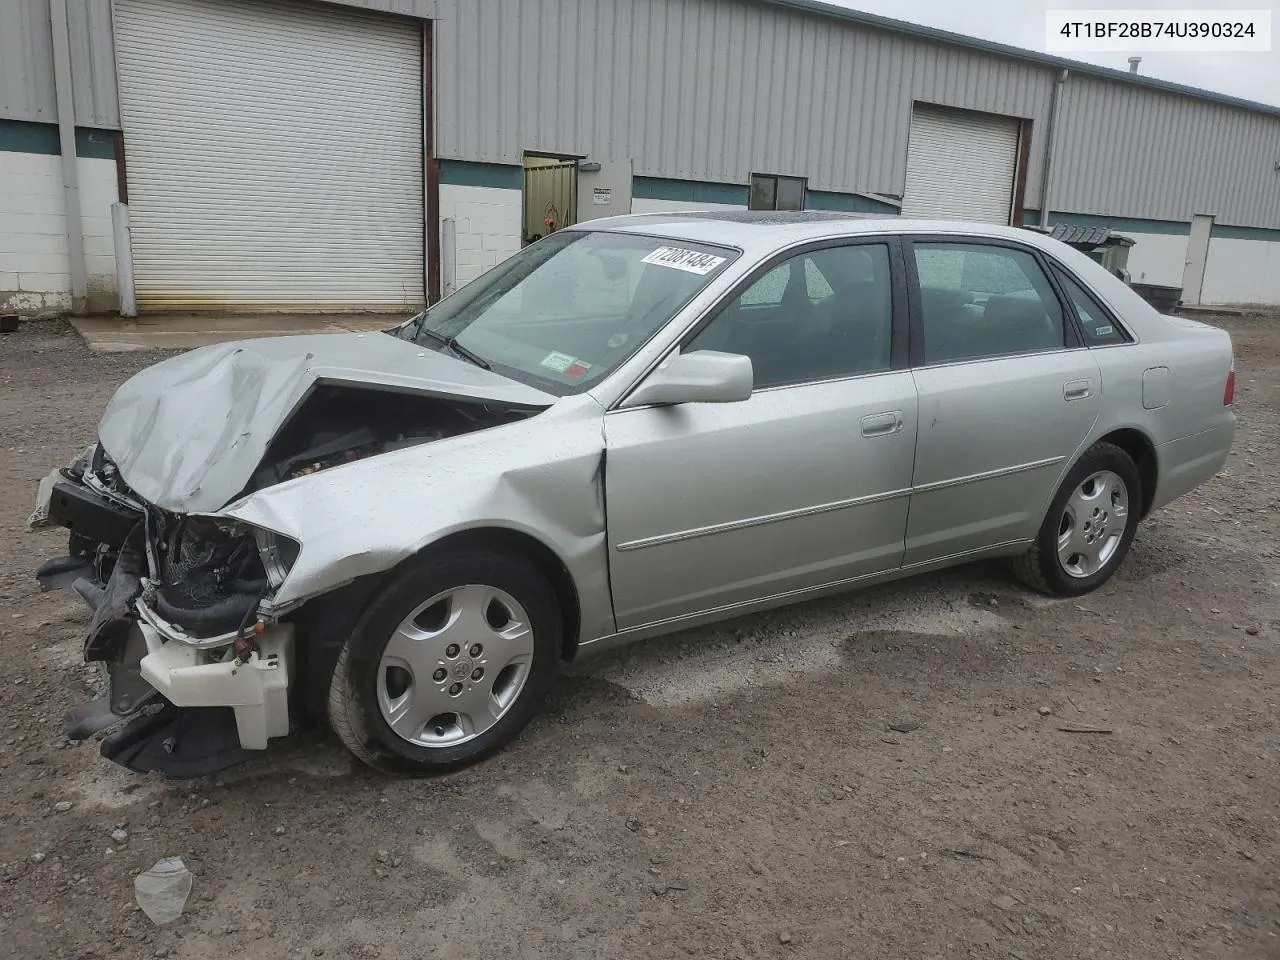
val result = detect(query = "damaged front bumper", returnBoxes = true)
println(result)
[32,446,298,776]
[136,618,294,750]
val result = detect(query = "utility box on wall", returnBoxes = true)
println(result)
[576,159,634,225]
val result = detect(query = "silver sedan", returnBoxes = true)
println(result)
[33,213,1236,776]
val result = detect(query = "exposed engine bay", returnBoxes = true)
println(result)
[32,383,541,776]
[246,384,532,493]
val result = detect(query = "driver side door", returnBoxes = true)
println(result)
[603,240,919,629]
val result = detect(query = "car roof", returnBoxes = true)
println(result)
[572,211,1062,257]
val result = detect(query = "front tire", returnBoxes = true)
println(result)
[327,548,562,775]
[1011,442,1142,597]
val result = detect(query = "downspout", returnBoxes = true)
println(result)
[49,0,88,313]
[1039,68,1068,229]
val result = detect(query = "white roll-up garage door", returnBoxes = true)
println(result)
[900,104,1021,224]
[114,0,424,311]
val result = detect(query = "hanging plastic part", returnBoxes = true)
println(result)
[232,578,269,664]
[233,620,266,663]
[1224,365,1236,406]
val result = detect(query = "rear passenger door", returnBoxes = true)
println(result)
[904,239,1102,565]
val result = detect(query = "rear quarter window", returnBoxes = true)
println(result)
[1052,267,1132,346]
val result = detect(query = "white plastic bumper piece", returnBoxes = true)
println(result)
[138,623,294,750]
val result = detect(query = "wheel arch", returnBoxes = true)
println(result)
[1096,427,1158,518]
[406,527,585,662]
[290,524,586,726]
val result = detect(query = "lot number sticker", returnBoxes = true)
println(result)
[641,247,727,276]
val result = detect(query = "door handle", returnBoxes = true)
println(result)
[1063,379,1093,401]
[861,411,903,437]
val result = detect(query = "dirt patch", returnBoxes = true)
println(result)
[2,315,1279,959]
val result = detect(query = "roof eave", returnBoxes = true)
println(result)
[757,0,1280,118]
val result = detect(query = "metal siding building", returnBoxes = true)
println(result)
[434,0,1057,201]
[1,0,120,127]
[1052,73,1280,227]
[2,0,1279,312]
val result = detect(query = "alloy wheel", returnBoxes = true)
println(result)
[376,584,534,747]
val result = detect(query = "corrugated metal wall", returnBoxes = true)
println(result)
[221,0,1280,228]
[1053,74,1280,227]
[67,0,121,126]
[426,0,1056,202]
[0,0,118,127]
[3,0,1278,228]
[0,0,57,122]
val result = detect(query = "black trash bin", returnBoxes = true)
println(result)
[1129,283,1182,314]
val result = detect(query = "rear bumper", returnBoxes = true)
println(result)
[1151,420,1235,512]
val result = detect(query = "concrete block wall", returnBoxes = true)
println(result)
[438,172,1280,305]
[438,184,522,287]
[1108,230,1280,306]
[1121,232,1190,289]
[1032,211,1280,306]
[0,152,118,315]
[1202,237,1280,306]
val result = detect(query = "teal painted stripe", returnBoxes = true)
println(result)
[806,189,899,214]
[1215,224,1280,242]
[1026,209,1280,242]
[633,176,749,205]
[0,118,117,159]
[438,159,522,190]
[0,118,59,155]
[75,127,116,160]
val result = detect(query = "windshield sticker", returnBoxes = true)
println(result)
[564,361,591,378]
[540,351,579,374]
[1094,324,1114,336]
[641,247,728,276]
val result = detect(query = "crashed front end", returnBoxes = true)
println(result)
[32,443,299,776]
[30,331,562,777]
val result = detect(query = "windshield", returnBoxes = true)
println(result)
[403,230,739,395]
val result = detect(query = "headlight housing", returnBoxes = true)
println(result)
[252,527,302,588]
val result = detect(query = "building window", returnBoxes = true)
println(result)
[749,173,806,211]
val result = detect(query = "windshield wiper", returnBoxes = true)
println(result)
[415,325,492,370]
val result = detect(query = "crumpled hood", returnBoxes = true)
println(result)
[97,332,555,515]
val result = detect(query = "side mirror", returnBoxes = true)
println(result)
[622,350,753,408]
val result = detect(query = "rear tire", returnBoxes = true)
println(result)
[1011,442,1142,597]
[327,548,562,775]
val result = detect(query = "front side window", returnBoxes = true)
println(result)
[686,244,893,388]
[749,173,807,211]
[1053,267,1130,346]
[406,231,738,395]
[913,243,1065,364]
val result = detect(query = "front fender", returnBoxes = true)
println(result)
[220,399,615,641]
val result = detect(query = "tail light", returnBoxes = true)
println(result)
[1224,364,1236,406]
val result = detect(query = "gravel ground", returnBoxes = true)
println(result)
[1,315,1278,960]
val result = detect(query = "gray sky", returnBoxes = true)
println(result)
[830,0,1280,106]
